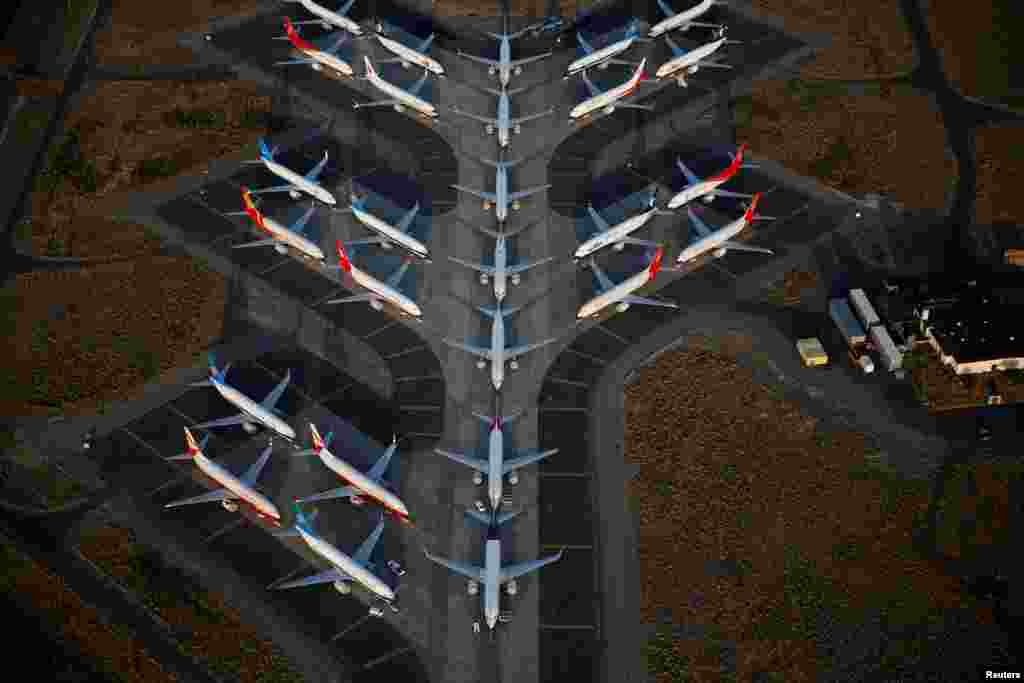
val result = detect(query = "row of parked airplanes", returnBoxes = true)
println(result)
[274,0,737,122]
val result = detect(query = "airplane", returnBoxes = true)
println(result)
[675,192,775,265]
[280,0,363,36]
[273,504,397,609]
[655,29,733,87]
[241,138,336,206]
[457,19,553,88]
[434,409,558,512]
[666,143,754,209]
[292,423,411,523]
[325,240,423,317]
[337,188,429,260]
[355,56,437,119]
[222,187,324,262]
[449,223,553,301]
[275,18,354,78]
[442,301,556,391]
[424,507,563,632]
[451,152,550,223]
[648,0,722,38]
[189,353,296,441]
[569,58,652,121]
[573,190,669,262]
[374,20,444,77]
[450,85,553,149]
[565,19,644,79]
[577,247,678,320]
[164,428,283,526]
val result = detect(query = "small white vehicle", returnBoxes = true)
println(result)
[369,606,385,618]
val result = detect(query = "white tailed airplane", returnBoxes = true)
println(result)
[165,428,283,526]
[324,241,423,317]
[241,138,335,205]
[274,504,397,609]
[451,85,553,149]
[374,20,444,76]
[449,222,553,302]
[570,58,652,121]
[275,18,354,78]
[648,0,721,38]
[434,409,558,512]
[451,152,551,223]
[666,143,754,209]
[655,28,733,86]
[565,19,644,79]
[337,189,429,260]
[442,301,555,391]
[457,19,552,88]
[577,247,678,320]
[424,508,563,632]
[292,424,411,523]
[222,187,324,262]
[355,56,437,118]
[189,354,296,441]
[573,190,668,261]
[280,0,363,36]
[675,192,775,265]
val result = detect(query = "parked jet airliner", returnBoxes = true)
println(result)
[224,187,324,262]
[189,354,296,441]
[449,222,552,301]
[675,192,775,265]
[457,18,552,88]
[655,30,732,87]
[451,85,553,149]
[276,18,354,78]
[648,0,721,38]
[282,0,363,36]
[242,138,336,205]
[565,20,643,78]
[569,58,651,121]
[326,241,423,317]
[577,247,678,320]
[374,20,444,76]
[666,144,753,209]
[355,56,437,118]
[338,190,429,260]
[573,190,667,261]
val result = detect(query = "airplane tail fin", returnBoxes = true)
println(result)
[363,55,377,79]
[240,187,265,228]
[292,501,319,531]
[283,17,311,51]
[335,240,353,272]
[183,428,202,457]
[633,58,648,84]
[649,247,665,280]
[743,192,762,224]
[309,423,331,452]
[258,138,274,160]
[206,352,230,383]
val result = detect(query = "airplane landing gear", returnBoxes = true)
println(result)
[703,193,715,203]
[513,124,521,135]
[486,124,494,134]
[333,581,351,594]
[467,580,478,596]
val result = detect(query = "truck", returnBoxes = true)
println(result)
[848,288,881,328]
[830,298,867,347]
[868,323,903,371]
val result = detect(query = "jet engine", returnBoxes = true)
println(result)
[703,193,715,203]
[616,302,631,313]
[401,61,411,69]
[393,104,405,113]
[275,244,288,255]
[350,495,365,506]
[222,500,239,512]
[467,580,479,596]
[311,63,323,71]
[510,273,520,286]
[688,64,700,74]
[513,124,521,135]
[513,66,522,76]
[333,580,351,594]
[476,273,488,285]
[603,105,615,115]
[613,241,626,251]
[509,359,519,370]
[472,471,484,485]
[486,124,494,134]
[242,422,258,434]
[713,247,728,258]
[511,200,520,211]
[505,579,517,596]
[369,299,383,311]
[381,241,394,249]
[320,21,331,30]
[289,189,301,199]
[483,201,492,210]
[676,77,688,87]
[488,67,497,75]
[507,470,518,485]
[476,359,487,370]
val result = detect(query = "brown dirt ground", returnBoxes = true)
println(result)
[910,343,1024,411]
[923,0,1007,101]
[975,126,1024,227]
[625,338,997,682]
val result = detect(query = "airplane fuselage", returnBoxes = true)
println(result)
[490,310,506,390]
[295,44,354,78]
[348,264,423,317]
[315,446,410,519]
[299,0,363,35]
[493,237,508,301]
[366,70,437,118]
[566,36,635,77]
[483,539,501,629]
[655,36,726,81]
[649,0,715,38]
[577,267,652,319]
[570,75,640,120]
[351,204,429,259]
[296,526,395,601]
[498,39,511,87]
[376,34,444,75]
[667,176,730,209]
[487,425,504,510]
[261,157,337,205]
[194,451,282,524]
[258,214,326,262]
[212,380,297,440]
[574,207,658,260]
[496,94,510,148]
[494,166,509,222]
[676,214,747,263]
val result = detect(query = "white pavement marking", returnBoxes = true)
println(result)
[542,544,592,550]
[268,561,314,589]
[539,624,596,630]
[545,376,589,388]
[596,324,629,346]
[361,319,400,340]
[538,472,590,478]
[330,613,372,642]
[565,347,607,366]
[259,258,293,276]
[362,646,414,670]
[204,517,245,544]
[119,428,179,474]
[383,345,427,360]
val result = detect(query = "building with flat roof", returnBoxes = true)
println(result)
[921,297,1024,375]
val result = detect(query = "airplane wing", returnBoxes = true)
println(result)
[449,255,496,275]
[233,238,280,249]
[274,58,319,67]
[664,34,685,58]
[397,203,420,233]
[442,338,493,361]
[685,206,713,238]
[675,158,701,186]
[261,370,291,411]
[699,61,732,69]
[408,71,429,97]
[342,237,391,248]
[510,52,552,68]
[385,260,412,288]
[434,447,487,473]
[366,441,397,481]
[586,205,610,232]
[589,260,615,292]
[615,236,661,248]
[451,108,497,125]
[241,443,274,486]
[719,241,774,255]
[418,34,435,53]
[505,337,556,359]
[576,31,594,54]
[506,255,554,274]
[502,448,559,474]
[192,413,249,430]
[452,185,496,202]
[656,0,677,18]
[164,487,236,509]
[713,189,754,199]
[324,292,373,304]
[336,0,355,16]
[509,184,551,201]
[249,184,298,195]
[581,71,601,97]
[622,294,680,309]
[289,204,317,236]
[325,32,350,55]
[458,52,500,67]
[296,485,360,504]
[424,549,484,581]
[274,568,352,590]
[499,549,564,583]
[304,152,330,181]
[353,516,386,566]
[511,108,554,125]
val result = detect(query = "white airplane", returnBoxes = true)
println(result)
[241,138,336,206]
[569,58,652,121]
[451,152,550,223]
[655,29,733,86]
[434,409,558,512]
[577,247,678,320]
[292,423,411,524]
[442,301,555,391]
[189,354,296,441]
[573,190,668,261]
[449,222,553,302]
[457,20,552,88]
[275,18,354,78]
[337,189,428,260]
[165,428,283,526]
[374,20,444,77]
[281,0,363,36]
[676,192,775,265]
[666,143,754,209]
[325,241,423,317]
[451,85,553,149]
[355,56,437,118]
[565,19,643,79]
[222,187,324,262]
[424,508,563,632]
[274,504,397,608]
[648,0,722,38]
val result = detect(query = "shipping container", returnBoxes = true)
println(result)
[830,298,867,347]
[848,288,881,328]
[869,324,903,371]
